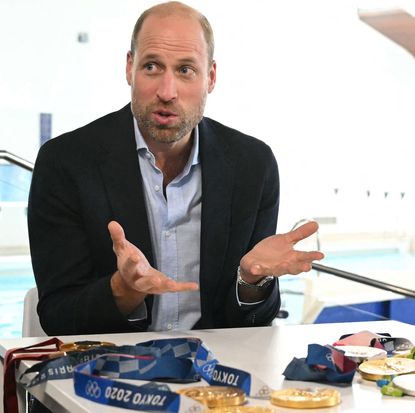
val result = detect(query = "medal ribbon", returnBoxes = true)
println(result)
[137,338,271,397]
[74,366,201,413]
[17,337,272,412]
[3,337,63,413]
[371,337,414,353]
[283,344,357,384]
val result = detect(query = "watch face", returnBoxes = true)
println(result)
[257,276,274,288]
[237,266,274,288]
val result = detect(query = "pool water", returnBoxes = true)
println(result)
[278,250,415,325]
[0,257,35,337]
[323,249,415,273]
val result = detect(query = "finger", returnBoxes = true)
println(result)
[108,221,126,252]
[288,261,313,275]
[157,278,199,293]
[284,251,324,275]
[286,221,319,244]
[246,251,324,277]
[168,281,199,292]
[301,262,313,273]
[135,275,198,294]
[286,251,324,275]
[294,250,325,262]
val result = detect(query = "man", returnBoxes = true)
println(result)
[28,1,323,336]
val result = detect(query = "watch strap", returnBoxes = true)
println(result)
[237,266,274,289]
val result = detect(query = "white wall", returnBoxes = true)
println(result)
[1,0,415,234]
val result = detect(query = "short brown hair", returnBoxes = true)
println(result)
[130,1,214,65]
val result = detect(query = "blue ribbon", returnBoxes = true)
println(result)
[19,337,272,412]
[74,365,186,412]
[283,344,357,384]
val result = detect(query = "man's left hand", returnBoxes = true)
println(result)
[239,221,324,283]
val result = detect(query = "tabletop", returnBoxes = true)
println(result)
[1,320,414,413]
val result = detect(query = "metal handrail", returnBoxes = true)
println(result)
[291,218,321,251]
[292,217,415,300]
[0,150,34,171]
[312,262,415,300]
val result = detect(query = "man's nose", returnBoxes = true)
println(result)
[156,72,178,103]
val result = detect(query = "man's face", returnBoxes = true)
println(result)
[126,14,216,145]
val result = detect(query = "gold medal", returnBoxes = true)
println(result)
[358,358,415,381]
[177,386,246,408]
[270,388,341,409]
[59,340,115,353]
[208,407,277,413]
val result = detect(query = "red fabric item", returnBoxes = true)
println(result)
[3,338,63,413]
[332,330,386,347]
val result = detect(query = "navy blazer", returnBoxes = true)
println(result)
[28,104,281,335]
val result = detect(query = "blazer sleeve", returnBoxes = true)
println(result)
[222,143,281,327]
[28,142,145,335]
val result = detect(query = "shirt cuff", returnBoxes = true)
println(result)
[127,301,148,322]
[235,281,266,306]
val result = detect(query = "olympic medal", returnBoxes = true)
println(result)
[358,358,415,381]
[393,373,415,396]
[177,386,246,408]
[333,345,386,363]
[208,407,277,413]
[270,388,341,409]
[59,340,115,353]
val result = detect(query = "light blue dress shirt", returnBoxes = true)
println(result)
[133,119,202,331]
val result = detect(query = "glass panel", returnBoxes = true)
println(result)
[0,161,32,202]
[0,256,34,337]
[0,157,35,338]
[277,213,415,327]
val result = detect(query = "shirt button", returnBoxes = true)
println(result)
[165,230,171,238]
[166,323,173,330]
[145,152,151,159]
[154,185,160,192]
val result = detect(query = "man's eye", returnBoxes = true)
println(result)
[144,63,156,71]
[179,66,195,76]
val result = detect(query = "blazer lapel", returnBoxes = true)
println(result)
[199,118,235,322]
[97,105,154,266]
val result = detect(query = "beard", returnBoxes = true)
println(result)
[132,94,207,144]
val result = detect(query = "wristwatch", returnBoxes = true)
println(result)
[237,266,274,289]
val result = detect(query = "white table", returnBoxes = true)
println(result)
[1,320,414,413]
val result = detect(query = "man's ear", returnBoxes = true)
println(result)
[207,60,217,93]
[126,51,134,86]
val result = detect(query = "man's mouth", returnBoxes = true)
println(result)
[155,109,177,117]
[152,110,178,125]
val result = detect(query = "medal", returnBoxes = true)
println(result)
[358,358,415,381]
[333,345,386,363]
[270,388,341,408]
[176,386,245,408]
[208,407,277,413]
[393,373,415,396]
[59,340,115,353]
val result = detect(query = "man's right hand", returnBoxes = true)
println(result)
[108,221,198,315]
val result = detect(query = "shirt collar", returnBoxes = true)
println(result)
[133,117,200,167]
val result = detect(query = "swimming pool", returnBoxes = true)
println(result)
[278,250,415,325]
[323,249,415,273]
[0,256,35,337]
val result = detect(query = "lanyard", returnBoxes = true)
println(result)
[17,337,272,412]
[3,337,63,413]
